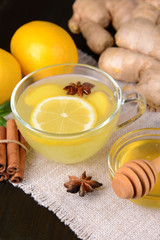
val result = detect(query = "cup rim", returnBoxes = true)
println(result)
[11,63,122,138]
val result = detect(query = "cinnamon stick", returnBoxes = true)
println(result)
[10,132,27,183]
[6,119,19,175]
[0,172,9,182]
[0,126,6,172]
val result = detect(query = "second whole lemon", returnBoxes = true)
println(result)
[10,21,78,76]
[0,48,22,104]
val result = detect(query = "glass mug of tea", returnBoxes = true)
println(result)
[11,64,146,164]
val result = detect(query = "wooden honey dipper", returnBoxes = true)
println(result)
[112,156,160,199]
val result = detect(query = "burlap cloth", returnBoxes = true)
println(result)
[11,50,160,240]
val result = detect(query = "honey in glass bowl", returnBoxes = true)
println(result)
[108,128,160,208]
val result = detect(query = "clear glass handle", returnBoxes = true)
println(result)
[117,91,146,129]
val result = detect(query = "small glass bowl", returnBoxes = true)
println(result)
[108,128,160,208]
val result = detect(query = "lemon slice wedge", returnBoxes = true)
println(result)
[25,83,65,106]
[86,91,111,119]
[30,96,97,134]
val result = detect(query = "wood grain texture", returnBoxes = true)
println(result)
[0,182,79,240]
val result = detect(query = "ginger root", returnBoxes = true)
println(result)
[137,0,160,8]
[98,1,160,110]
[116,18,160,60]
[98,47,160,111]
[105,0,137,30]
[68,0,113,54]
[131,2,160,23]
[68,0,111,34]
[69,0,160,110]
[68,0,160,55]
[79,20,114,54]
[115,3,160,60]
[68,0,137,54]
[124,71,160,111]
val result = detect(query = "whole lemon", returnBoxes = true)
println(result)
[0,48,22,104]
[10,21,78,76]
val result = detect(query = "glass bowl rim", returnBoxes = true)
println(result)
[108,127,160,198]
[11,63,122,138]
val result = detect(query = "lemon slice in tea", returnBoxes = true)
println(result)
[30,96,97,134]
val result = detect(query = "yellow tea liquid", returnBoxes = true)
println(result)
[16,74,119,163]
[17,74,116,127]
[116,139,160,207]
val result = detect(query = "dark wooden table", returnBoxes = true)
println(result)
[0,1,98,239]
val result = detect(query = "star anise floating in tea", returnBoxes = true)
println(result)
[64,171,103,197]
[63,81,95,97]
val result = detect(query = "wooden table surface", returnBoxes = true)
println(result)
[0,0,98,239]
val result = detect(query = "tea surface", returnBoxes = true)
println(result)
[17,74,117,133]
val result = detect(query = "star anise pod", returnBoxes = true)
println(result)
[63,81,95,97]
[64,171,103,197]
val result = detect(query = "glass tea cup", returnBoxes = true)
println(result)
[11,63,146,164]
